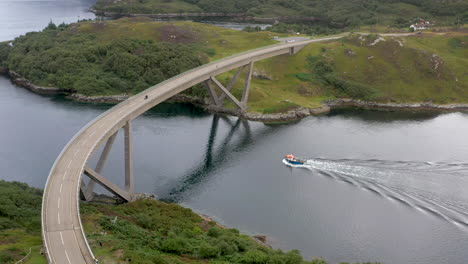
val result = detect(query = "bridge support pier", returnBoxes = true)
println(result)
[80,121,135,202]
[206,62,254,111]
[124,121,134,194]
[81,131,118,201]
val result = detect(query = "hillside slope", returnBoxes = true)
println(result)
[243,32,468,112]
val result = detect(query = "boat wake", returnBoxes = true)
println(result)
[286,158,468,229]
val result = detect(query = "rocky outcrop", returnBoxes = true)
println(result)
[8,70,64,95]
[328,98,468,111]
[68,93,129,103]
[0,66,8,75]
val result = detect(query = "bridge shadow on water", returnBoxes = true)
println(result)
[158,114,283,203]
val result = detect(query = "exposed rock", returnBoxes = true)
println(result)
[9,70,64,95]
[133,193,158,200]
[69,93,129,103]
[254,235,267,243]
[369,36,386,46]
[345,49,356,57]
[0,66,8,75]
[253,70,272,80]
[310,105,330,115]
[395,38,404,47]
[327,98,468,111]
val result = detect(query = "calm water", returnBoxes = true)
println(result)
[2,1,468,263]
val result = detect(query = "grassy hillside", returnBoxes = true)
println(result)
[210,32,468,113]
[1,18,467,113]
[251,32,467,109]
[94,0,468,29]
[0,180,46,264]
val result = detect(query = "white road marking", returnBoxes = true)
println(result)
[58,198,60,209]
[67,160,72,169]
[65,250,71,264]
[62,169,68,180]
[60,232,64,245]
[59,184,63,193]
[57,212,60,225]
[74,149,79,157]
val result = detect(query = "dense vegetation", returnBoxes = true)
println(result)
[0,21,203,96]
[94,0,468,29]
[0,18,275,97]
[0,180,45,263]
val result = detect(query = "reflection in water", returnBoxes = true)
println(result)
[329,108,444,122]
[161,115,258,202]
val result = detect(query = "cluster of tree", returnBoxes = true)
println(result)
[0,180,42,232]
[1,22,203,96]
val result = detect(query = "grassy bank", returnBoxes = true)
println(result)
[0,18,467,114]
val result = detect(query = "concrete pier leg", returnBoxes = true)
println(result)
[218,65,246,104]
[124,121,134,194]
[84,131,118,201]
[241,61,254,110]
[205,80,221,106]
[210,76,243,109]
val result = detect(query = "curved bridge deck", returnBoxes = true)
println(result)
[41,36,343,263]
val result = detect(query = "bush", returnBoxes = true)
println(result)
[241,249,269,264]
[207,226,223,238]
[198,243,220,258]
[161,238,189,254]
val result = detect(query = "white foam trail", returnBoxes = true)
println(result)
[284,157,468,229]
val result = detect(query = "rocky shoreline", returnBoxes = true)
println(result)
[2,69,67,95]
[2,68,467,122]
[328,98,468,111]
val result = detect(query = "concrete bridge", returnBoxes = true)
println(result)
[41,35,343,263]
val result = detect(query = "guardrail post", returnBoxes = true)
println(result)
[124,121,134,194]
